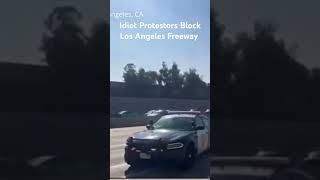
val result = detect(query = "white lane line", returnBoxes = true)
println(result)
[110,147,124,153]
[110,143,126,148]
[109,163,129,178]
[109,177,126,179]
[110,163,129,169]
[110,143,126,149]
[110,154,126,167]
[110,139,127,144]
[110,151,125,161]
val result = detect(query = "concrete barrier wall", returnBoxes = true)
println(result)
[110,97,210,114]
[110,116,148,128]
[110,97,210,128]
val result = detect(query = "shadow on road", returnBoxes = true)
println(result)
[124,153,209,178]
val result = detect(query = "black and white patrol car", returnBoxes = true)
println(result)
[124,111,210,169]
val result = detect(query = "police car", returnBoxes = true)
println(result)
[124,111,210,169]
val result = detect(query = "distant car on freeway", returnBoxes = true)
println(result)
[144,109,168,117]
[144,109,169,121]
[124,111,210,169]
[115,111,141,118]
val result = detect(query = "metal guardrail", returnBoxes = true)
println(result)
[110,116,148,128]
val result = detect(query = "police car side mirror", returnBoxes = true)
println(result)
[147,120,154,130]
[146,124,153,130]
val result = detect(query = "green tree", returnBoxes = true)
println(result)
[40,6,87,72]
[183,68,207,98]
[88,19,109,79]
[40,6,88,109]
[159,61,170,86]
[123,63,137,85]
[308,68,320,119]
[43,6,83,33]
[137,68,152,88]
[156,74,163,87]
[183,69,206,88]
[146,71,159,86]
[211,11,235,114]
[121,62,209,99]
[86,19,109,107]
[168,62,183,89]
[233,21,309,117]
[123,66,160,97]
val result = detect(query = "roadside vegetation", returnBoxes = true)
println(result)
[110,62,210,100]
[212,11,320,121]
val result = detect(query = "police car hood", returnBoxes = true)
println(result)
[132,129,192,142]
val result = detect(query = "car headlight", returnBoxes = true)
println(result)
[166,142,184,150]
[126,137,133,144]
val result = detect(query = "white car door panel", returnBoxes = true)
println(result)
[195,116,206,154]
[201,116,210,151]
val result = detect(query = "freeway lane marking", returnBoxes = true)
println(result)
[110,151,125,161]
[110,163,129,169]
[110,147,125,152]
[110,139,127,144]
[110,143,126,149]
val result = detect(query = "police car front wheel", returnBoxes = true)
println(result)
[180,144,196,169]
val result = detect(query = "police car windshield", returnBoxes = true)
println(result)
[153,115,194,131]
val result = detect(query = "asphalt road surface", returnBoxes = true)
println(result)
[110,126,209,178]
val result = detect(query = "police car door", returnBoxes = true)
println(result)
[195,116,206,154]
[200,116,210,151]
